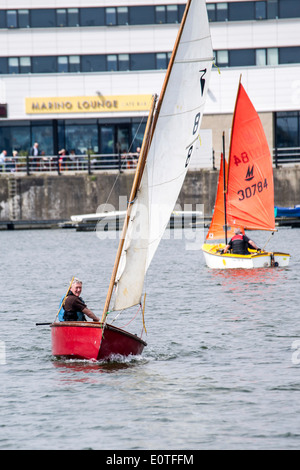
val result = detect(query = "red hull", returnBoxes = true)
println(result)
[51,322,146,361]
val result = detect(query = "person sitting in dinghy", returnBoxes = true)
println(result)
[222,228,261,255]
[59,278,99,322]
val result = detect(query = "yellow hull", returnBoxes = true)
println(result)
[202,243,290,269]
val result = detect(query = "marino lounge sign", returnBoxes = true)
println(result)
[25,94,152,114]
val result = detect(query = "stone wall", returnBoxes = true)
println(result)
[0,167,299,221]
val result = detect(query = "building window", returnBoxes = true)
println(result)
[279,0,300,18]
[106,8,116,26]
[18,10,30,28]
[229,2,254,21]
[119,54,130,71]
[57,9,67,27]
[131,53,156,71]
[6,10,18,28]
[68,8,79,27]
[130,6,155,25]
[69,56,80,72]
[276,112,299,148]
[0,58,8,74]
[81,55,106,72]
[8,58,19,74]
[155,6,166,24]
[0,11,6,28]
[267,0,278,18]
[255,1,267,19]
[20,57,31,74]
[32,56,57,73]
[107,55,118,72]
[216,3,228,21]
[156,53,168,70]
[267,48,278,65]
[280,47,300,64]
[117,7,128,25]
[167,5,179,23]
[256,49,266,66]
[207,4,216,22]
[58,56,68,73]
[216,50,229,67]
[80,8,105,27]
[31,9,56,28]
[230,49,256,66]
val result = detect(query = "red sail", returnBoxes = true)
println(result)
[226,83,275,231]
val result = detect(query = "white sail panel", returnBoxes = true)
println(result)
[112,0,213,311]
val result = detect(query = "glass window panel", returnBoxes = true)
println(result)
[267,0,278,19]
[178,5,186,21]
[100,125,115,154]
[107,55,117,72]
[31,124,54,156]
[267,48,278,65]
[7,11,17,28]
[276,113,299,147]
[156,53,167,70]
[130,6,155,25]
[118,54,129,71]
[256,2,267,19]
[106,8,116,26]
[32,56,57,73]
[69,55,80,72]
[256,49,266,66]
[230,49,255,66]
[0,58,8,74]
[81,55,106,72]
[167,5,178,23]
[131,121,146,151]
[68,8,79,27]
[207,4,216,22]
[229,1,254,21]
[279,47,300,64]
[117,7,128,25]
[279,0,300,18]
[58,56,68,73]
[18,10,30,28]
[216,3,228,21]
[131,53,156,71]
[20,57,31,74]
[57,9,67,27]
[217,50,229,66]
[66,123,98,155]
[0,11,6,28]
[31,9,56,28]
[156,6,166,24]
[8,58,19,74]
[80,8,105,27]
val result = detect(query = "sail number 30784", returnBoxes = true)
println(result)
[238,179,268,201]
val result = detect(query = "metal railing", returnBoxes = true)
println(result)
[0,153,139,175]
[273,147,300,167]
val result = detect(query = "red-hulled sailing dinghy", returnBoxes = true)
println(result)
[50,0,213,361]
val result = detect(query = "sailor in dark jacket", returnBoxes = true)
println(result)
[222,228,261,255]
[62,278,99,322]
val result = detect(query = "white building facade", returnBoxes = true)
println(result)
[0,0,299,168]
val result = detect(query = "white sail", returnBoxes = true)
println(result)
[113,0,213,311]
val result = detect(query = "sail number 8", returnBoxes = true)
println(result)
[238,179,268,201]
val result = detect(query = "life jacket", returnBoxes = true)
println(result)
[58,294,85,322]
[230,234,249,255]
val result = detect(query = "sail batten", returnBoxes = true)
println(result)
[111,0,213,311]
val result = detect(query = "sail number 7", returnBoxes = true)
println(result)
[238,179,268,200]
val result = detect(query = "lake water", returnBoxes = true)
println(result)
[1,226,300,450]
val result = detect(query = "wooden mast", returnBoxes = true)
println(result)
[101,0,194,322]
